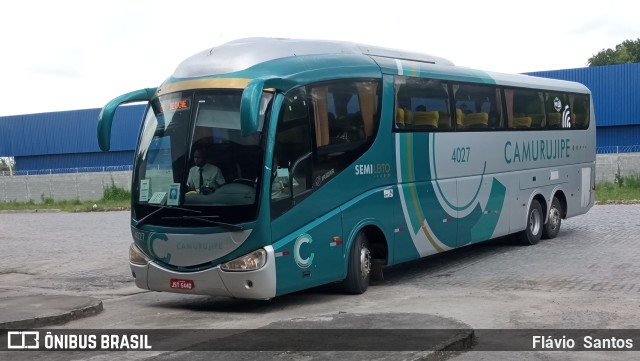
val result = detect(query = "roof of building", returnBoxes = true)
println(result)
[0,104,144,156]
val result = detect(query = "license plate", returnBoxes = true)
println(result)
[170,279,194,290]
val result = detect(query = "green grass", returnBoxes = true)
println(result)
[102,182,131,202]
[596,174,640,203]
[0,184,131,212]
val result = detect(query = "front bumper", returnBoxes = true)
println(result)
[130,245,276,300]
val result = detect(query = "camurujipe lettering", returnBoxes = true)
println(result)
[177,241,222,250]
[504,138,570,164]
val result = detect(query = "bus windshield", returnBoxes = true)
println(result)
[132,89,271,225]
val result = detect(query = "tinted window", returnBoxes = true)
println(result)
[505,88,545,129]
[271,88,313,218]
[395,77,452,130]
[570,94,590,129]
[454,84,503,130]
[311,80,380,187]
[270,79,380,218]
[544,91,569,129]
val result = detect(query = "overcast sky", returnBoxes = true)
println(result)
[1,0,638,117]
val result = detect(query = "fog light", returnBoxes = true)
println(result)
[220,249,267,272]
[129,243,149,265]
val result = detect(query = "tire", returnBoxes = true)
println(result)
[517,199,543,245]
[542,197,562,239]
[342,232,371,294]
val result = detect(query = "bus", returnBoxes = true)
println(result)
[98,37,595,299]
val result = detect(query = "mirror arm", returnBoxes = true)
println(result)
[98,87,156,151]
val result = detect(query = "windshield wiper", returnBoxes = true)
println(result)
[136,205,201,227]
[161,215,244,231]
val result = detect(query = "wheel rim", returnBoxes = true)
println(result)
[529,208,541,235]
[548,206,561,231]
[360,246,371,280]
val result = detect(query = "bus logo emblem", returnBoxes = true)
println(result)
[294,234,314,269]
[553,97,562,112]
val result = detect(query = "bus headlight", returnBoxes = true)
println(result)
[129,243,150,265]
[220,249,267,272]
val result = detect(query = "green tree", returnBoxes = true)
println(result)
[588,38,640,66]
[0,157,14,174]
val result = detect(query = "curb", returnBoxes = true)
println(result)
[0,296,103,329]
[0,209,62,213]
[253,312,476,359]
[410,329,475,361]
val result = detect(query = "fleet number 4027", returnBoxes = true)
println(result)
[452,147,470,163]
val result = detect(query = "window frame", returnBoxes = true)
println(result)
[503,86,591,131]
[393,75,591,133]
[393,75,455,133]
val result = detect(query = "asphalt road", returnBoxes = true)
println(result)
[1,205,639,360]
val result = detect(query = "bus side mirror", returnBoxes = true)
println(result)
[240,79,265,136]
[240,77,290,136]
[98,88,156,151]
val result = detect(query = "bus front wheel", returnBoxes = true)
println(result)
[342,232,371,294]
[542,197,562,239]
[517,199,543,245]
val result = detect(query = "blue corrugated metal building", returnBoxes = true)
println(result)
[0,105,145,173]
[527,63,640,153]
[1,63,639,172]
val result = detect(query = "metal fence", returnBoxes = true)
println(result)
[1,165,133,177]
[2,144,639,177]
[596,145,640,154]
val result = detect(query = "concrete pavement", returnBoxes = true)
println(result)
[0,292,474,359]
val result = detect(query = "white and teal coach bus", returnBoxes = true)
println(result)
[98,38,595,299]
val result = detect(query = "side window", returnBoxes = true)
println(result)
[453,84,503,130]
[270,80,380,218]
[544,92,569,129]
[310,79,380,187]
[505,88,544,129]
[395,76,452,130]
[271,88,313,218]
[570,94,590,129]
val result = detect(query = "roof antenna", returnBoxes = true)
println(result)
[209,34,223,55]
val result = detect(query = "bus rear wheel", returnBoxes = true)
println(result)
[517,199,543,245]
[342,232,371,294]
[542,197,562,239]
